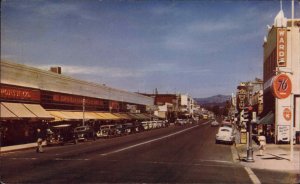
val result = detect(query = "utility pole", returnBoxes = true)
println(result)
[290,0,295,162]
[82,98,85,126]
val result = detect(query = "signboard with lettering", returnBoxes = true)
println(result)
[0,84,40,102]
[277,125,290,142]
[52,93,104,106]
[271,74,292,99]
[237,85,247,112]
[277,28,287,67]
[109,101,119,110]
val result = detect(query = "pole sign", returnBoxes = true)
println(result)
[271,74,292,99]
[283,107,292,121]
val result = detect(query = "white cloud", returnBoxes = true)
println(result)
[36,64,144,78]
[34,2,80,18]
[186,20,239,34]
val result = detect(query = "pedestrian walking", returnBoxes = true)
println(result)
[258,133,266,156]
[36,128,44,153]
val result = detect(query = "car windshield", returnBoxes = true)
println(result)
[221,129,230,132]
[74,127,86,132]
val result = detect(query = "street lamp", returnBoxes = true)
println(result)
[246,83,255,162]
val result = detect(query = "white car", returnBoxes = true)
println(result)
[210,120,219,127]
[215,127,235,144]
[175,119,187,126]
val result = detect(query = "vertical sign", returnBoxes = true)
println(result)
[277,28,287,67]
[237,85,247,112]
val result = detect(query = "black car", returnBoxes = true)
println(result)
[115,124,126,136]
[74,125,96,141]
[46,124,78,146]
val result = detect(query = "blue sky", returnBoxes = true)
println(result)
[1,0,299,98]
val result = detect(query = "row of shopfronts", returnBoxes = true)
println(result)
[1,101,154,146]
[234,11,300,144]
[0,60,155,146]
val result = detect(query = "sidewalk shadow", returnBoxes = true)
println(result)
[265,153,289,161]
[239,154,289,162]
[239,157,254,162]
[261,157,285,160]
[255,153,289,160]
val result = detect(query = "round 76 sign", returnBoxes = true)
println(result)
[271,74,292,99]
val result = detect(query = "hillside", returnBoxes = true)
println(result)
[195,95,231,107]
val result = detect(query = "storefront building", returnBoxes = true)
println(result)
[0,60,154,146]
[262,10,300,143]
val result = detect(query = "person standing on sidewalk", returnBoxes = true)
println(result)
[36,128,44,153]
[258,133,266,156]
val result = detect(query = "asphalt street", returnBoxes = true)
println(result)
[0,122,298,183]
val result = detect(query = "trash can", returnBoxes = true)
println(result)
[296,131,300,144]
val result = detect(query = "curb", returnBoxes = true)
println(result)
[0,142,46,153]
[231,144,241,163]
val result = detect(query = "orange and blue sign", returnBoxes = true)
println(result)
[272,74,292,99]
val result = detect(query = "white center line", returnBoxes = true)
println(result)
[10,157,37,160]
[54,158,89,161]
[99,125,199,156]
[201,121,210,125]
[244,166,261,184]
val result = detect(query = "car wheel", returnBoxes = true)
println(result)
[215,140,219,144]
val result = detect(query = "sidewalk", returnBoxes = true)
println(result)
[235,143,300,173]
[0,142,46,153]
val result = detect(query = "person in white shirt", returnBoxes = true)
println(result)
[258,133,266,156]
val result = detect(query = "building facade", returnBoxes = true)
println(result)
[0,60,154,146]
[263,10,300,143]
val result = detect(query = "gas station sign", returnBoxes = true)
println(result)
[272,74,292,99]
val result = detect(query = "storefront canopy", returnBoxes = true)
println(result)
[135,113,150,120]
[113,113,132,120]
[97,112,120,120]
[23,104,53,119]
[47,110,123,121]
[257,112,274,125]
[47,111,74,121]
[2,102,37,118]
[0,103,18,119]
[128,113,144,120]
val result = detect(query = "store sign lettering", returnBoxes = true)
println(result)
[0,86,40,101]
[237,86,247,111]
[109,101,119,109]
[53,94,103,106]
[277,28,287,67]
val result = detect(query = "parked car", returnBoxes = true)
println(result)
[115,124,126,136]
[175,119,187,126]
[141,121,150,130]
[215,126,235,144]
[123,123,135,134]
[46,124,78,146]
[211,120,219,127]
[220,121,233,128]
[74,125,96,141]
[96,125,116,138]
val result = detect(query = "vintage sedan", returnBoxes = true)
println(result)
[215,126,235,145]
[46,124,78,146]
[74,125,96,141]
[96,125,116,138]
[210,120,219,127]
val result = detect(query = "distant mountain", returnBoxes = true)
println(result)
[195,95,231,107]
